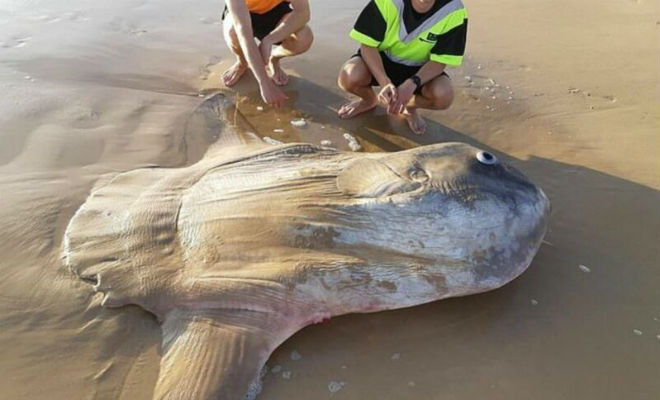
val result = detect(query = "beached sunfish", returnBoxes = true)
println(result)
[62,96,549,400]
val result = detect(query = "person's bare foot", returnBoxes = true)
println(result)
[338,98,377,119]
[222,61,247,87]
[269,59,289,86]
[403,108,427,135]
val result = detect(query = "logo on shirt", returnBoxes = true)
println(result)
[419,32,439,44]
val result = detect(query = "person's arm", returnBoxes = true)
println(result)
[226,0,269,84]
[226,0,287,107]
[389,61,446,114]
[360,44,390,87]
[359,44,398,107]
[263,0,310,44]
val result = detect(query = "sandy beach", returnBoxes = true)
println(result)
[0,0,658,399]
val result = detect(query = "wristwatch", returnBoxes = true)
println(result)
[410,75,422,89]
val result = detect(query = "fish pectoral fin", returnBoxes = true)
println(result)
[337,158,421,198]
[154,309,297,400]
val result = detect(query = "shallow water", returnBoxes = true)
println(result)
[0,0,658,399]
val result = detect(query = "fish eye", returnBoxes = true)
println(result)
[409,168,429,182]
[476,151,498,165]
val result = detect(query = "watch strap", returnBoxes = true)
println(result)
[411,75,422,88]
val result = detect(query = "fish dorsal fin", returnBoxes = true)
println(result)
[337,158,421,198]
[155,309,298,400]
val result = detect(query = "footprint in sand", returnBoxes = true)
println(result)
[568,87,617,105]
[107,18,147,36]
[199,17,221,25]
[34,15,62,23]
[64,11,90,22]
[1,36,31,49]
[462,74,515,108]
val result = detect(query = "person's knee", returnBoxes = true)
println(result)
[429,81,454,110]
[337,66,352,91]
[295,26,314,52]
[281,26,313,54]
[338,63,364,91]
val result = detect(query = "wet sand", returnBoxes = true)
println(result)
[0,0,658,399]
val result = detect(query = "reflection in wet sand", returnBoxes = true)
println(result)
[0,0,658,399]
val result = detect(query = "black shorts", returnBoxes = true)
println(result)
[351,49,449,94]
[222,2,292,41]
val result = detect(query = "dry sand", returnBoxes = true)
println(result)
[0,0,658,399]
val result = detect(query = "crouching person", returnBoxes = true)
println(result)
[338,0,467,134]
[222,0,314,107]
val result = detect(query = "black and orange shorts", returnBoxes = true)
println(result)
[222,2,292,41]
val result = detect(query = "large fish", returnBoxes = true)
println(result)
[63,94,549,399]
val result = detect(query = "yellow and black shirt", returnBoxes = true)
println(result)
[351,0,468,67]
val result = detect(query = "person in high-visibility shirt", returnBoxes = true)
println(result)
[337,0,467,134]
[222,0,313,107]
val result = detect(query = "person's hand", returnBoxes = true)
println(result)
[259,36,274,65]
[377,83,397,110]
[259,79,288,107]
[389,79,416,114]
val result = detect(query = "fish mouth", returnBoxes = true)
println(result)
[475,190,550,290]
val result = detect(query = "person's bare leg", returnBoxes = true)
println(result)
[268,25,313,86]
[337,57,378,119]
[221,19,248,87]
[404,74,454,135]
